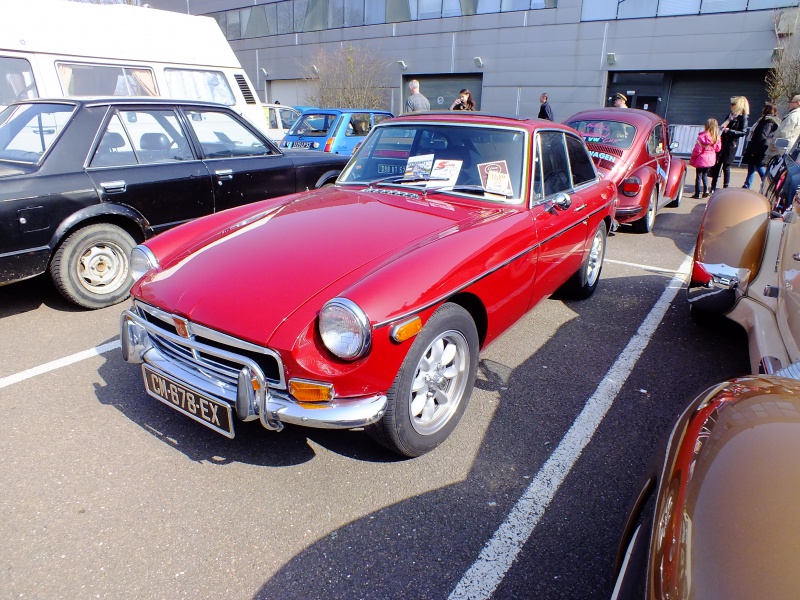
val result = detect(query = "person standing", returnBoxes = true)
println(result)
[766,94,800,158]
[689,118,721,199]
[450,88,476,111]
[538,92,553,120]
[742,103,780,189]
[405,79,430,113]
[613,93,628,108]
[709,96,749,193]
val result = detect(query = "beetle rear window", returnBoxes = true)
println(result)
[568,119,637,150]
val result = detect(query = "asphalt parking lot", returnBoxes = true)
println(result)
[0,168,752,599]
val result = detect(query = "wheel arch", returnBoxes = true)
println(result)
[446,292,488,349]
[49,204,148,259]
[315,169,342,188]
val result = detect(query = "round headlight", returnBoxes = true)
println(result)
[130,245,159,282]
[319,298,371,360]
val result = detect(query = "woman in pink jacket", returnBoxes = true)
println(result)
[690,118,721,198]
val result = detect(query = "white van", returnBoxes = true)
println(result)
[0,0,268,132]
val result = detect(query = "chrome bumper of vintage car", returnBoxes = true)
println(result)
[614,205,643,217]
[120,308,387,434]
[686,261,750,314]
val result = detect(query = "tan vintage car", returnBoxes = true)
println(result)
[687,143,800,374]
[611,375,800,599]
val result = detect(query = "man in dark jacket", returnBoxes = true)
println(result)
[742,103,780,189]
[538,93,553,121]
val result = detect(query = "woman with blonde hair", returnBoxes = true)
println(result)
[690,118,722,198]
[710,96,750,193]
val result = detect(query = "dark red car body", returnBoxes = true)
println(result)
[567,108,686,233]
[121,112,617,456]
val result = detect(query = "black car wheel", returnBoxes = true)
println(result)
[367,303,479,457]
[50,224,136,309]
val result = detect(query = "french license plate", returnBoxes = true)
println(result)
[378,163,403,174]
[292,141,312,149]
[142,365,234,438]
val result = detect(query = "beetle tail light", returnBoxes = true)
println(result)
[621,176,642,197]
[324,137,335,153]
[691,260,713,286]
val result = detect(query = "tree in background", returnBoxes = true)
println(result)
[767,8,800,104]
[304,44,391,110]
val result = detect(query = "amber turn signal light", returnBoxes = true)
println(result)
[289,379,334,402]
[390,316,422,343]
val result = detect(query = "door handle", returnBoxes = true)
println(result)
[574,203,587,212]
[100,180,126,194]
[215,169,234,180]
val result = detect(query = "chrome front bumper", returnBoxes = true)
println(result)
[686,261,750,314]
[121,309,387,434]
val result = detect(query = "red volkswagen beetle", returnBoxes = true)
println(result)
[120,113,617,457]
[566,108,686,233]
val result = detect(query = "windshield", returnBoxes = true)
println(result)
[287,112,339,137]
[0,102,75,164]
[339,123,527,202]
[568,119,637,150]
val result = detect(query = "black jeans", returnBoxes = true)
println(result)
[694,167,710,195]
[709,160,730,191]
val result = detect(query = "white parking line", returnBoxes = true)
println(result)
[0,340,121,390]
[606,258,678,274]
[448,255,692,600]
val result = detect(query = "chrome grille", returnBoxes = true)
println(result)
[135,301,285,389]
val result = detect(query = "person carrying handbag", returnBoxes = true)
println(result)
[690,118,722,198]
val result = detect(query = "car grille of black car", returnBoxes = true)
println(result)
[134,302,285,390]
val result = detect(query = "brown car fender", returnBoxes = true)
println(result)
[687,188,771,313]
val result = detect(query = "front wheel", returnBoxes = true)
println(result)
[563,223,607,299]
[367,303,479,457]
[49,223,136,309]
[632,187,658,233]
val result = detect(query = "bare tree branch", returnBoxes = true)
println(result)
[767,8,800,104]
[303,44,391,110]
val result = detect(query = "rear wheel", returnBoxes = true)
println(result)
[632,187,658,233]
[367,303,479,457]
[49,223,136,309]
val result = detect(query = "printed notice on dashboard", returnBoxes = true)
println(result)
[428,159,462,187]
[477,160,513,195]
[404,154,434,179]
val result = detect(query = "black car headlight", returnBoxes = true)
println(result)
[130,245,159,282]
[319,298,371,360]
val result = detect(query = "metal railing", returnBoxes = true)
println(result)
[668,124,747,162]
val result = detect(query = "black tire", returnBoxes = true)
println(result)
[632,186,658,233]
[367,303,479,457]
[562,223,607,299]
[49,223,136,309]
[666,171,686,208]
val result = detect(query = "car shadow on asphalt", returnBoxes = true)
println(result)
[243,273,749,600]
[0,274,85,318]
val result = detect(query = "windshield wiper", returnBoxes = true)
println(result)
[363,174,452,190]
[434,184,515,199]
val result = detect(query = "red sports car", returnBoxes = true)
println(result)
[566,108,686,233]
[120,112,617,456]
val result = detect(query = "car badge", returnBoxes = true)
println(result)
[173,316,191,338]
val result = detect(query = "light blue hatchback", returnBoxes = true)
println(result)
[280,108,393,156]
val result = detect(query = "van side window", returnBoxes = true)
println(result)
[185,109,274,158]
[164,69,235,106]
[0,57,38,105]
[56,63,157,97]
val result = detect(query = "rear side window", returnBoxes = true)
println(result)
[164,69,235,106]
[566,134,596,186]
[0,57,38,106]
[648,123,664,155]
[57,62,157,97]
[185,109,274,158]
[0,102,74,163]
[279,108,299,128]
[346,113,371,137]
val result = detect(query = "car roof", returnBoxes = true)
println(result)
[565,107,665,127]
[299,108,393,115]
[389,111,573,133]
[10,97,232,110]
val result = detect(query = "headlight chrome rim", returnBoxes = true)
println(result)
[129,245,159,282]
[319,298,371,361]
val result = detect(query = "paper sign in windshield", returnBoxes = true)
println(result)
[477,160,513,195]
[405,154,434,179]
[429,159,462,187]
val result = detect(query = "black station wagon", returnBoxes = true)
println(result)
[0,98,349,308]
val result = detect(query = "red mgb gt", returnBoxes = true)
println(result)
[567,108,686,233]
[120,113,617,457]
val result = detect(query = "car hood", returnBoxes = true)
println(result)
[136,186,505,344]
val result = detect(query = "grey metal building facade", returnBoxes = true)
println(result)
[149,0,798,126]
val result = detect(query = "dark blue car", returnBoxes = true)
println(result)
[281,108,393,156]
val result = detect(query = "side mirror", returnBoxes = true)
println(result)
[776,138,791,152]
[552,192,572,210]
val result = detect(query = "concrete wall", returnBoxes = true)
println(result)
[147,0,778,121]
